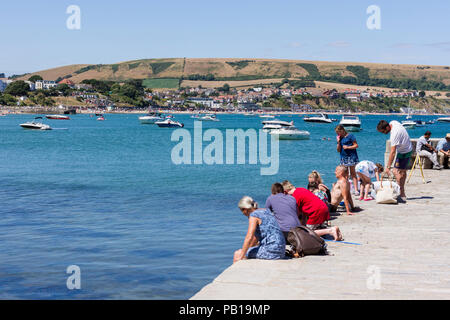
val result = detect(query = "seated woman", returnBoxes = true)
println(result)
[233,196,286,263]
[307,171,331,201]
[307,181,329,205]
[355,161,383,201]
[265,183,301,241]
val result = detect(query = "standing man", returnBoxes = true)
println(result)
[377,120,413,203]
[437,133,450,169]
[416,131,442,170]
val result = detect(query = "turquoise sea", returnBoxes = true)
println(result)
[0,113,448,299]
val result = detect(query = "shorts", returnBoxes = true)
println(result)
[340,154,359,167]
[306,222,329,231]
[394,151,412,170]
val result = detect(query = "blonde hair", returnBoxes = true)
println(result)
[238,196,258,210]
[308,170,323,184]
[281,180,295,192]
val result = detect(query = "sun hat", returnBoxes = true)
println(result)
[446,133,450,139]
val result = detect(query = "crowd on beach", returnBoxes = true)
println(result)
[233,121,450,263]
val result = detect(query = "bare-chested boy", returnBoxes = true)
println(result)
[330,165,361,215]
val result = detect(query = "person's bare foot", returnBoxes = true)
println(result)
[331,226,343,241]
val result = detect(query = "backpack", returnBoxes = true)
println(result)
[287,226,327,257]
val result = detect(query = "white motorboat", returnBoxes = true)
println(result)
[20,117,52,130]
[199,114,219,121]
[155,119,184,128]
[303,113,332,123]
[261,119,294,127]
[259,114,275,119]
[269,126,310,140]
[437,117,450,123]
[339,115,361,132]
[262,119,294,131]
[139,112,165,124]
[401,120,416,129]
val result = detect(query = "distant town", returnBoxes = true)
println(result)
[1,75,449,115]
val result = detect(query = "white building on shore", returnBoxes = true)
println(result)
[35,80,57,90]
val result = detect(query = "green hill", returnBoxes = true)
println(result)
[17,58,450,91]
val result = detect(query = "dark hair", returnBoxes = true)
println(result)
[377,120,390,132]
[335,124,347,134]
[375,163,384,172]
[424,131,431,136]
[271,183,284,195]
[307,182,319,192]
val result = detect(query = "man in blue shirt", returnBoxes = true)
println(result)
[437,133,450,169]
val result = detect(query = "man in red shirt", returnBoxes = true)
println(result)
[282,180,343,241]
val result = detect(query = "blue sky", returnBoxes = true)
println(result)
[1,0,449,76]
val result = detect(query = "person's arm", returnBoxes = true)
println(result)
[385,146,396,175]
[343,136,358,150]
[425,142,437,153]
[336,138,342,153]
[343,141,358,150]
[236,217,260,262]
[265,197,271,212]
[375,170,380,182]
[300,210,307,226]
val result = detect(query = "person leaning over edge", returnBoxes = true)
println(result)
[234,196,286,263]
[376,120,413,203]
[436,133,450,169]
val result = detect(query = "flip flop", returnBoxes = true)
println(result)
[364,198,374,201]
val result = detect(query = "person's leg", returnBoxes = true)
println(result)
[358,173,372,199]
[444,154,449,169]
[419,150,440,168]
[395,168,407,198]
[356,172,365,199]
[349,166,359,194]
[314,226,343,241]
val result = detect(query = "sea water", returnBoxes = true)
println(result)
[0,113,448,299]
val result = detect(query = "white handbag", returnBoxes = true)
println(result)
[376,174,398,204]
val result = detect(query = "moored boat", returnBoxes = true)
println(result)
[303,113,332,123]
[339,115,361,132]
[269,126,310,140]
[199,114,219,121]
[46,114,70,120]
[401,120,416,129]
[139,112,165,124]
[436,117,450,123]
[155,119,184,128]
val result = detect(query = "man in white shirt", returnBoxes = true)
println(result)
[416,131,442,170]
[377,120,413,203]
